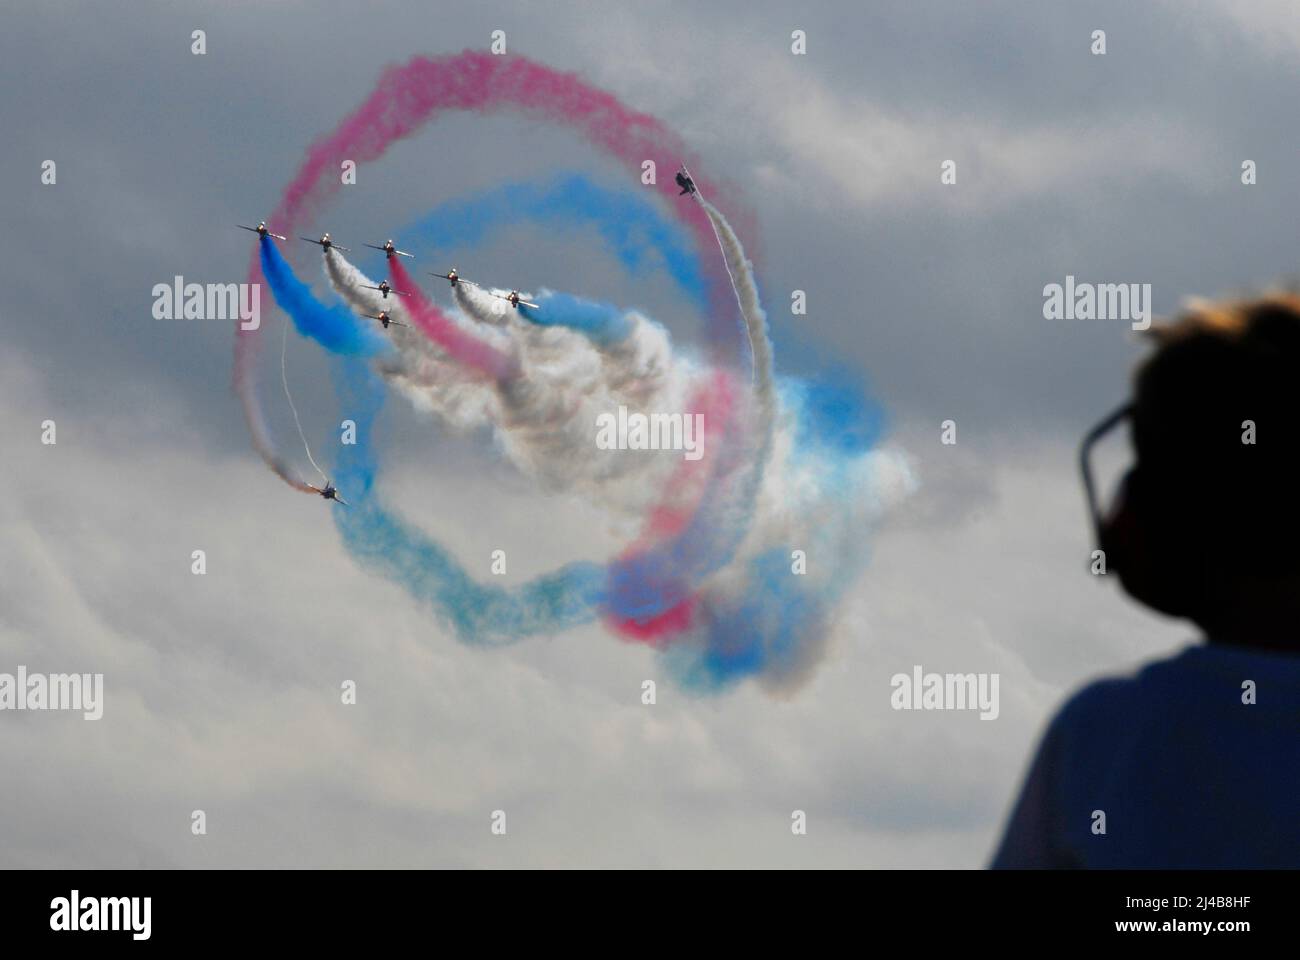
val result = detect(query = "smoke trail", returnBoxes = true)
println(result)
[518,292,633,346]
[695,196,778,537]
[323,247,405,318]
[399,174,706,308]
[280,321,328,486]
[700,198,774,414]
[237,52,753,491]
[322,250,503,431]
[520,297,687,414]
[329,354,607,643]
[449,280,513,329]
[388,257,520,381]
[260,240,392,359]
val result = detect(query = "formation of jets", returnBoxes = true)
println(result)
[239,166,702,507]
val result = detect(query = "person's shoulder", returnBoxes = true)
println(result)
[1054,660,1147,722]
[1048,645,1202,739]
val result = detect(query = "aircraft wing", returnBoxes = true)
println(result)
[394,250,414,258]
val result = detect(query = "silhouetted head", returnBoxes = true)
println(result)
[1096,291,1300,648]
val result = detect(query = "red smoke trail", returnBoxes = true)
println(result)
[387,258,520,382]
[604,369,738,642]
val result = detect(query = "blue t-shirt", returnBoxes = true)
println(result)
[991,643,1300,868]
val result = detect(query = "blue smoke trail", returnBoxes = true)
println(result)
[517,292,633,347]
[397,173,706,347]
[396,173,707,309]
[786,371,888,457]
[260,239,391,358]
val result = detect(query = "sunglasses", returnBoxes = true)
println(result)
[1079,403,1134,549]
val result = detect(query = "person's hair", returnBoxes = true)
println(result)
[1133,290,1300,575]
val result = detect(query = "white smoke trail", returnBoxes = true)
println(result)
[280,319,329,485]
[469,283,695,515]
[698,197,776,439]
[669,197,780,559]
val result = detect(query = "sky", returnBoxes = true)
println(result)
[2,0,1297,868]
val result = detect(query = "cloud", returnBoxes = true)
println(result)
[1169,0,1300,59]
[572,7,1217,216]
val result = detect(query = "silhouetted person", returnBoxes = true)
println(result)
[992,293,1300,868]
